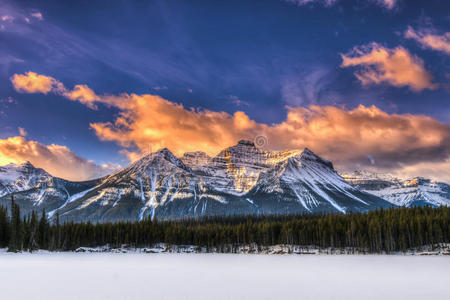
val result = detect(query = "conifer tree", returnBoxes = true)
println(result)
[8,196,24,252]
[28,211,39,252]
[0,204,448,253]
[38,209,49,250]
[0,205,9,248]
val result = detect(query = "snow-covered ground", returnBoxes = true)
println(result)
[0,253,448,300]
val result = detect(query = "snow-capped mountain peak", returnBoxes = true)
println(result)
[126,148,191,174]
[249,151,387,214]
[341,171,450,207]
[299,148,334,170]
[201,140,301,194]
[0,161,52,197]
[1,141,447,223]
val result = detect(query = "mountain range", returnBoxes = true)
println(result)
[342,171,450,207]
[0,140,448,222]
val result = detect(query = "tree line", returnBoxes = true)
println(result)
[0,197,448,253]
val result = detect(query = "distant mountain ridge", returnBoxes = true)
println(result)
[341,170,450,207]
[0,161,102,217]
[0,140,447,222]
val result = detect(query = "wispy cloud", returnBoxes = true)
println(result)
[283,0,397,9]
[1,15,14,22]
[0,52,24,69]
[11,71,450,182]
[284,0,337,7]
[0,97,17,116]
[0,4,42,29]
[281,68,330,106]
[374,0,397,10]
[30,11,43,21]
[0,1,214,91]
[340,42,437,92]
[0,2,95,69]
[405,26,450,55]
[0,96,16,104]
[18,127,27,137]
[227,95,249,107]
[152,86,168,91]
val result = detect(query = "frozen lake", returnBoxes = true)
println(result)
[0,253,449,300]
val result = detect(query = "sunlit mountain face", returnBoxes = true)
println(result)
[0,142,398,222]
[0,0,449,190]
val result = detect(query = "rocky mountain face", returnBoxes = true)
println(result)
[181,152,211,170]
[0,162,102,217]
[192,140,301,195]
[246,149,387,214]
[2,140,446,223]
[50,140,392,222]
[0,162,52,197]
[342,170,450,207]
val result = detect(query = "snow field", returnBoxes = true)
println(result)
[0,253,448,300]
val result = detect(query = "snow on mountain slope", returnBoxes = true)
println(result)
[0,162,52,197]
[52,142,392,222]
[0,142,399,223]
[55,148,199,222]
[342,171,450,207]
[248,149,391,214]
[197,140,301,195]
[181,152,211,170]
[0,162,103,216]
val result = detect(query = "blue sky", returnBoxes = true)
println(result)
[1,0,449,181]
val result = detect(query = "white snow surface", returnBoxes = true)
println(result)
[46,186,97,218]
[0,162,52,197]
[342,170,450,207]
[0,253,448,300]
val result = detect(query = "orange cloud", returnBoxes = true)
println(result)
[64,84,100,109]
[88,93,450,178]
[90,94,262,158]
[10,72,63,94]
[9,72,450,182]
[405,27,450,55]
[10,72,99,108]
[268,105,449,168]
[341,43,437,92]
[0,136,118,181]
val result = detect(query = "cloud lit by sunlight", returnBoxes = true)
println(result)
[30,12,43,21]
[405,26,450,55]
[341,43,437,92]
[375,0,396,10]
[18,127,27,137]
[0,136,119,181]
[10,71,450,182]
[10,72,62,94]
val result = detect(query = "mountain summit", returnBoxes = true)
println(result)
[0,161,51,197]
[0,141,436,223]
